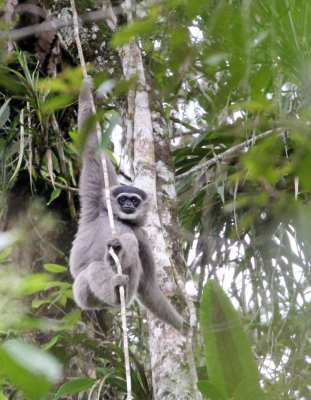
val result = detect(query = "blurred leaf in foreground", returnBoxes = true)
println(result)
[0,341,62,400]
[200,280,265,400]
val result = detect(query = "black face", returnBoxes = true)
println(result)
[118,195,141,214]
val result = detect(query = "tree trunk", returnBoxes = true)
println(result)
[119,40,196,399]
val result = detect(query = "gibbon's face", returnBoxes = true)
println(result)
[117,194,141,214]
[110,185,148,224]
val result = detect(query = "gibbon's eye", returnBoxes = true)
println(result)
[118,196,127,205]
[131,197,140,207]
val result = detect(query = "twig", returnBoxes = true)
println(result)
[0,8,123,41]
[176,128,279,180]
[27,214,65,257]
[70,1,132,398]
[233,178,240,240]
[41,174,79,192]
[171,116,203,134]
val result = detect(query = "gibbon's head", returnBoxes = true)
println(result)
[108,185,149,225]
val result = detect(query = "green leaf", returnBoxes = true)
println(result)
[0,246,12,261]
[42,94,74,112]
[54,310,81,331]
[44,264,68,273]
[0,341,62,400]
[233,377,267,400]
[106,377,126,392]
[39,66,83,94]
[68,159,77,186]
[46,188,61,206]
[19,274,51,295]
[200,280,263,399]
[32,298,51,308]
[197,380,225,400]
[53,377,96,400]
[0,392,9,400]
[9,110,25,183]
[0,99,10,128]
[42,335,60,351]
[112,18,157,47]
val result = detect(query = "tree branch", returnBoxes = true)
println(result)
[176,129,279,180]
[0,8,123,41]
[41,174,79,193]
[171,116,204,134]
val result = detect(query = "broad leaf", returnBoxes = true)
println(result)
[19,274,51,295]
[44,264,68,273]
[0,341,61,400]
[46,188,61,206]
[53,377,96,400]
[200,280,264,399]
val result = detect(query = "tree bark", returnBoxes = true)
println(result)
[119,40,196,399]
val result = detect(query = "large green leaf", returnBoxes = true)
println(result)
[0,341,62,400]
[200,280,264,399]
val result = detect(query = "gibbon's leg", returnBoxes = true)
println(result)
[106,233,142,303]
[72,267,103,309]
[73,261,129,308]
[74,232,142,309]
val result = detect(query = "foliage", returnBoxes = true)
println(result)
[114,0,311,398]
[0,238,62,399]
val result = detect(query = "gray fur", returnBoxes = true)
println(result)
[70,77,186,333]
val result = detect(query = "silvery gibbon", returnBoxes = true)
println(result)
[70,78,188,333]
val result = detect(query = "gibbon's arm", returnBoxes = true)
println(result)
[78,77,118,219]
[135,228,185,332]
